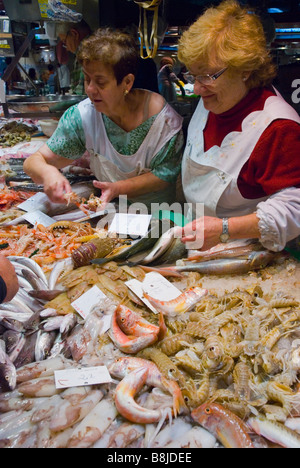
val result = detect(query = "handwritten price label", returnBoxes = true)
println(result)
[55,366,112,389]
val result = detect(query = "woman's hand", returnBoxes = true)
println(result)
[181,216,223,250]
[93,180,120,208]
[43,166,72,204]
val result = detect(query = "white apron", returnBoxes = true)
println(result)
[182,88,300,219]
[78,98,183,206]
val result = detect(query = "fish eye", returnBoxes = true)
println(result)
[205,407,211,414]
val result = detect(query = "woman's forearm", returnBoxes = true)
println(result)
[23,151,61,185]
[115,172,170,198]
[228,213,260,240]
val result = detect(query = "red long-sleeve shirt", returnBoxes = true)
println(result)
[204,87,300,199]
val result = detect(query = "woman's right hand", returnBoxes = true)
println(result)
[42,166,72,204]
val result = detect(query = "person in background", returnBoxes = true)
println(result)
[157,57,185,102]
[57,63,70,94]
[0,255,18,304]
[56,19,91,95]
[47,64,57,94]
[28,68,37,81]
[177,0,300,253]
[23,28,184,209]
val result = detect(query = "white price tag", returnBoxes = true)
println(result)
[55,366,112,389]
[126,272,181,313]
[71,285,107,320]
[22,210,55,227]
[108,213,152,237]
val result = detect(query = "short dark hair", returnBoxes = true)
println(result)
[77,27,139,84]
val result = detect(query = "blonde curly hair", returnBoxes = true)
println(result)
[177,0,277,89]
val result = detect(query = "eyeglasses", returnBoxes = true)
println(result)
[184,67,228,86]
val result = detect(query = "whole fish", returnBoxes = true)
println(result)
[115,304,160,336]
[0,345,17,392]
[8,256,48,287]
[114,367,173,424]
[186,239,261,262]
[13,331,38,369]
[128,227,179,265]
[248,416,300,448]
[21,269,48,291]
[157,251,275,276]
[143,286,208,316]
[29,290,62,302]
[109,356,187,418]
[35,330,57,361]
[192,402,254,448]
[109,307,159,354]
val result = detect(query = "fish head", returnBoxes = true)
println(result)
[116,305,137,333]
[108,357,134,379]
[191,402,224,431]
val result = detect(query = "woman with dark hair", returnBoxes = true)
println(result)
[24,28,184,208]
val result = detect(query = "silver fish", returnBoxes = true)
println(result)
[8,256,49,287]
[158,251,275,276]
[2,330,23,354]
[35,330,57,362]
[13,331,38,369]
[16,275,34,291]
[21,269,48,291]
[29,290,62,302]
[136,227,177,265]
[0,346,17,392]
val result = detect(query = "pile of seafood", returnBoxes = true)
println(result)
[0,121,37,148]
[1,246,300,448]
[0,222,121,270]
[0,186,37,212]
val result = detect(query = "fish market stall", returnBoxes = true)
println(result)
[0,110,300,449]
[0,187,300,448]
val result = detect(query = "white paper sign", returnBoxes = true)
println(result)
[22,210,55,227]
[126,272,181,313]
[55,366,112,389]
[109,213,152,237]
[71,285,108,319]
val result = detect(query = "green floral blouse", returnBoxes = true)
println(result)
[47,103,184,183]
